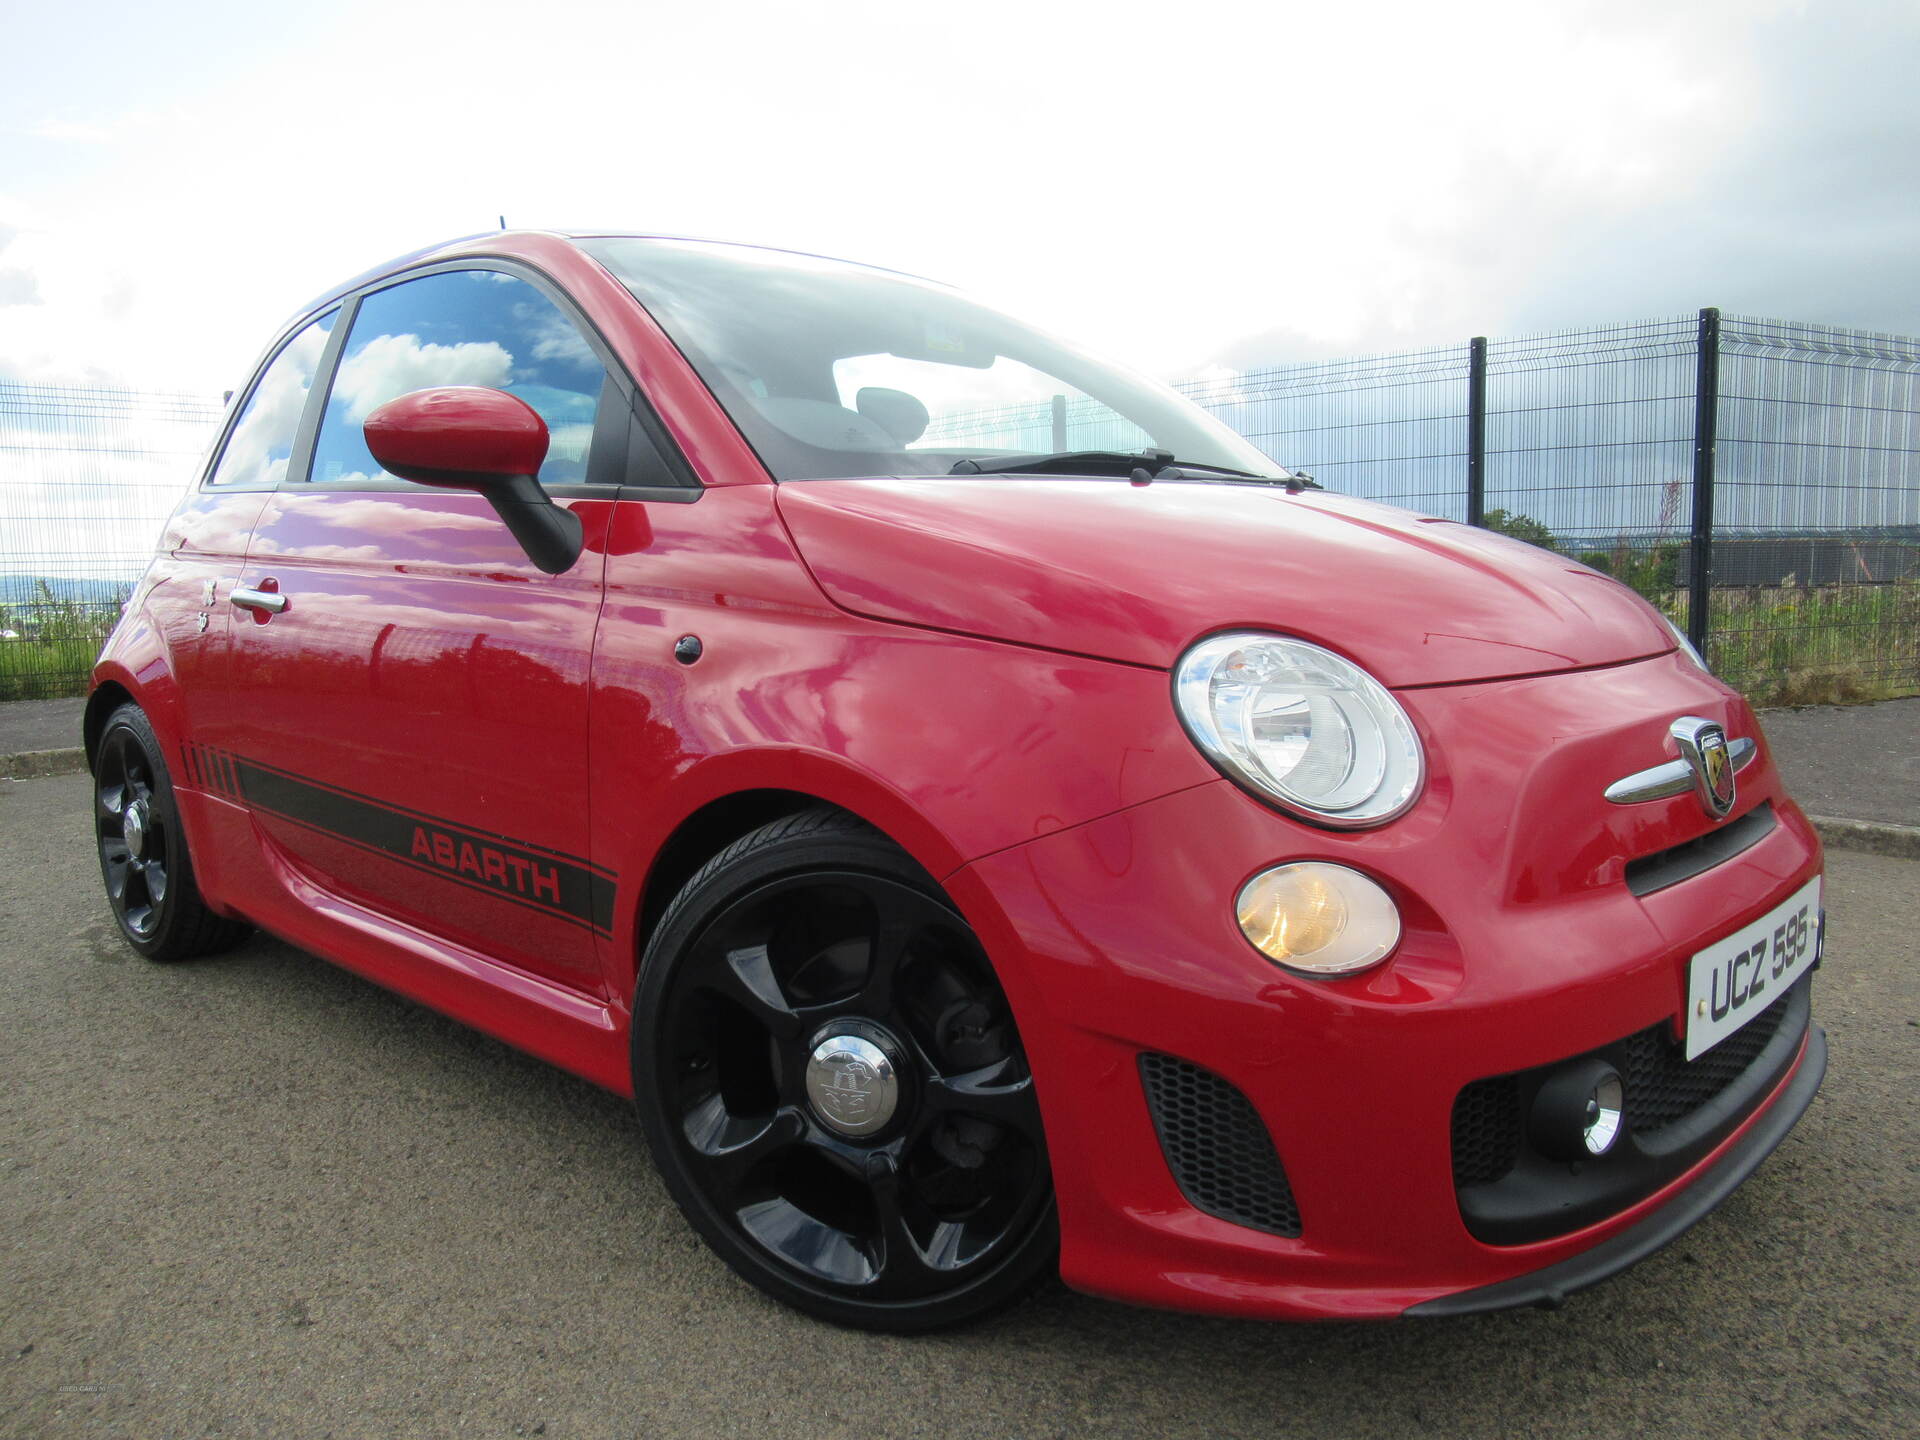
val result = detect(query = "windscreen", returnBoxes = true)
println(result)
[580,237,1286,483]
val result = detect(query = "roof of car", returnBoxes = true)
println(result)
[295,230,937,321]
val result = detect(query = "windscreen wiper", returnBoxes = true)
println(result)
[948,449,1319,490]
[949,449,1263,479]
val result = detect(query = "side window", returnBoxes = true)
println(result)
[309,269,608,488]
[206,312,336,488]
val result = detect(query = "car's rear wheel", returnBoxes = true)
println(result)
[632,808,1057,1331]
[93,703,250,961]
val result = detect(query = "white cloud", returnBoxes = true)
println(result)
[520,303,596,367]
[24,118,116,144]
[0,0,1911,388]
[330,333,512,423]
[0,267,40,305]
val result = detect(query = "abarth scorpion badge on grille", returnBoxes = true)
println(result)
[1671,715,1737,820]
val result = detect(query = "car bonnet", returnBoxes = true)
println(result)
[775,478,1675,687]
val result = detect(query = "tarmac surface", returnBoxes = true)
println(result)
[2,771,1916,1439]
[1755,697,1920,828]
[0,699,82,760]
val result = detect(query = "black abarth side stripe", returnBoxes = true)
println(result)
[230,752,614,878]
[261,808,607,937]
[191,747,616,937]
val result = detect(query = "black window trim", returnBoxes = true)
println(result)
[205,255,702,502]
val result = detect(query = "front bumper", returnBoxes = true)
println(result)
[945,654,1826,1320]
[1409,1023,1825,1316]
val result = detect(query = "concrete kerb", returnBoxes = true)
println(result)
[4,745,1915,860]
[1,747,88,781]
[1807,814,1920,862]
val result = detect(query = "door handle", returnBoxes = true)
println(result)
[230,585,289,615]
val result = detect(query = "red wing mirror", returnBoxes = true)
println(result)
[361,387,582,575]
[363,385,549,486]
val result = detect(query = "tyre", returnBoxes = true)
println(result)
[632,808,1058,1331]
[93,703,251,961]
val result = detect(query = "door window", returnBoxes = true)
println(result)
[206,312,336,488]
[310,270,608,487]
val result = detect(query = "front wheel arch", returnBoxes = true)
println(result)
[629,806,1059,1329]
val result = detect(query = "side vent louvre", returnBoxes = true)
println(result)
[1139,1053,1302,1237]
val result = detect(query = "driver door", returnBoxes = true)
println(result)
[218,266,619,994]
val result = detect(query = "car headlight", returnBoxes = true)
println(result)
[1659,612,1709,672]
[1173,632,1424,827]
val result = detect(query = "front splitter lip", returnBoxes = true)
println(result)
[1405,1025,1827,1318]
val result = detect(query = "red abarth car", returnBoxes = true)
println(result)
[88,231,1826,1331]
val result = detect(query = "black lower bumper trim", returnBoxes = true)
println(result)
[1408,1025,1826,1318]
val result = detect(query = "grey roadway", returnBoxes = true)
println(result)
[2,774,1917,1438]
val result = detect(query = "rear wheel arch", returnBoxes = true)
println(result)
[86,653,184,770]
[83,680,138,769]
[92,699,250,960]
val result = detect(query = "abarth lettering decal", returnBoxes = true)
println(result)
[408,825,564,905]
[185,743,615,937]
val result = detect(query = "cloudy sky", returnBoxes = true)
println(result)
[2,0,1918,396]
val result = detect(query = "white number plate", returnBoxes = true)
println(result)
[1685,875,1822,1060]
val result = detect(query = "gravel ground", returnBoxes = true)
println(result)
[1,772,1916,1440]
[0,699,81,758]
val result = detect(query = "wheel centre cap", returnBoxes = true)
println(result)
[123,800,149,861]
[805,1033,900,1138]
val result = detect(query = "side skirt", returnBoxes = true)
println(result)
[174,788,631,1097]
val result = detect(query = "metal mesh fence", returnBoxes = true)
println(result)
[1180,345,1472,517]
[1709,317,1920,701]
[4,310,1917,707]
[0,383,225,700]
[1172,312,1920,706]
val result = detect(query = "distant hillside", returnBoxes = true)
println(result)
[0,575,135,605]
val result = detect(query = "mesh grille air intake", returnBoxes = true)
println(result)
[1620,989,1792,1132]
[1139,1053,1301,1237]
[1450,1074,1524,1187]
[1450,983,1800,1189]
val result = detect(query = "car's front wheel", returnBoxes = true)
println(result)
[632,808,1057,1331]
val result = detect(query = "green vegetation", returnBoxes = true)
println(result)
[1704,580,1920,707]
[1482,511,1917,707]
[1480,508,1560,551]
[0,581,128,701]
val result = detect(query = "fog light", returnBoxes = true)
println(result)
[1234,862,1400,976]
[1530,1060,1627,1160]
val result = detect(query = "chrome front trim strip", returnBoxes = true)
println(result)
[1604,736,1756,805]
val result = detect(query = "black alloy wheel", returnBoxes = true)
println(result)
[633,809,1057,1331]
[93,703,250,961]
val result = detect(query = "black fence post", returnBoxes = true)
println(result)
[1466,336,1487,527]
[1689,308,1721,654]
